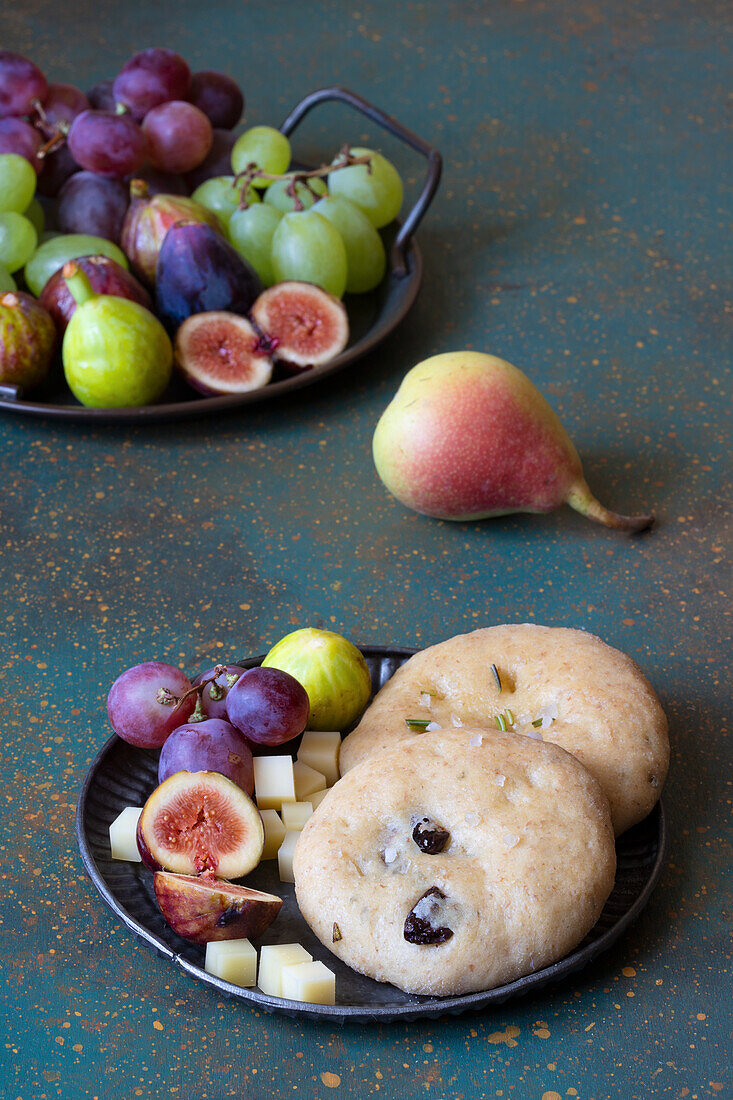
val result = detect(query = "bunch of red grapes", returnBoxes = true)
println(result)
[0,47,243,234]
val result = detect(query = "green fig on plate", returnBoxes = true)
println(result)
[262,628,372,731]
[61,262,172,408]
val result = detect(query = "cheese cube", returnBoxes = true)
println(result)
[253,755,296,810]
[309,788,330,810]
[297,730,341,786]
[109,806,143,862]
[281,960,336,1005]
[293,759,326,800]
[277,830,300,882]
[281,801,313,831]
[260,809,287,859]
[258,943,312,997]
[205,938,257,987]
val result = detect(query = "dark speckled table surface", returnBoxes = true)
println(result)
[0,2,731,1098]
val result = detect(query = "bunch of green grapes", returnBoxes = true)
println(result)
[196,126,404,298]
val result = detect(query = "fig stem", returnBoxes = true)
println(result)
[233,145,372,210]
[62,264,96,307]
[566,480,655,533]
[129,178,150,201]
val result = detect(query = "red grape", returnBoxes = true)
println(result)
[142,100,212,174]
[107,661,196,748]
[37,143,80,196]
[193,664,246,720]
[184,128,236,190]
[86,80,116,112]
[0,117,42,172]
[113,48,191,121]
[36,83,89,131]
[0,52,47,118]
[157,718,254,794]
[188,71,244,130]
[57,171,129,241]
[226,666,309,747]
[68,109,147,178]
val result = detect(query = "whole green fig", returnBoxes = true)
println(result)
[61,262,172,407]
[0,291,55,390]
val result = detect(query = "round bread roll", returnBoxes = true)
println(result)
[340,624,669,835]
[294,728,616,996]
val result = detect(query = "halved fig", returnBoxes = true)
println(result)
[174,311,273,395]
[154,871,282,944]
[136,770,264,878]
[250,281,349,369]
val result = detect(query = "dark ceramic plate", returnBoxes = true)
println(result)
[76,646,667,1023]
[0,87,441,423]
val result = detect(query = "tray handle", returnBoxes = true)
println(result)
[280,85,442,277]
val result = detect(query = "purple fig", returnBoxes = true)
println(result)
[0,291,55,390]
[250,281,349,369]
[174,311,272,395]
[153,872,282,944]
[157,717,254,795]
[120,179,220,284]
[39,255,151,337]
[154,220,261,330]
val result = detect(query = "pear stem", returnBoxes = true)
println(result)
[62,263,96,307]
[566,479,654,533]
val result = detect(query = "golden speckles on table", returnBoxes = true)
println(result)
[487,1025,521,1046]
[320,1071,341,1088]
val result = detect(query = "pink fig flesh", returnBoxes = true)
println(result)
[136,770,264,878]
[153,872,282,944]
[373,352,653,532]
[175,311,272,395]
[250,281,349,368]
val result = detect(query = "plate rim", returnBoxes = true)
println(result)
[76,643,668,1022]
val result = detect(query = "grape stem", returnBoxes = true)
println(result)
[233,144,373,212]
[155,664,232,717]
[30,98,70,156]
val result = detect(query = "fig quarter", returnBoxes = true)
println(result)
[153,872,282,944]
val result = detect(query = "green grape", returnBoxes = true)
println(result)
[0,212,37,273]
[231,126,291,187]
[328,147,403,228]
[0,153,36,214]
[312,195,386,294]
[24,233,129,296]
[270,210,347,298]
[227,203,283,287]
[191,175,260,228]
[24,197,45,236]
[264,176,327,214]
[0,264,16,292]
